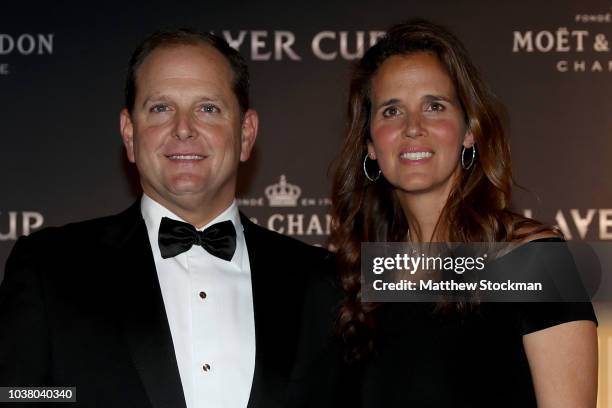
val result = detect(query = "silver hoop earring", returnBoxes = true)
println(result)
[363,155,381,182]
[461,145,476,170]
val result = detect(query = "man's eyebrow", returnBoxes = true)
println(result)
[141,95,224,108]
[141,94,171,108]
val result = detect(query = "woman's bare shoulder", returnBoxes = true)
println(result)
[512,215,563,243]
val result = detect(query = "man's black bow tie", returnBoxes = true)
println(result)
[158,217,237,261]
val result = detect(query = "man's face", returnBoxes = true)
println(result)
[120,44,257,215]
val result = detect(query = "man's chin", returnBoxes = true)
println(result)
[165,176,210,194]
[142,183,208,201]
[167,186,209,197]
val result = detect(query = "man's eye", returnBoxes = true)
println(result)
[201,104,220,113]
[150,104,170,113]
[382,107,400,117]
[426,102,445,112]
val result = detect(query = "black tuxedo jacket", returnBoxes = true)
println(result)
[0,201,340,408]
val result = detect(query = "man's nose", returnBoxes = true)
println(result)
[174,111,194,140]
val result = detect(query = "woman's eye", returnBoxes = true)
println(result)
[426,102,445,112]
[201,104,220,113]
[150,104,170,113]
[382,107,400,117]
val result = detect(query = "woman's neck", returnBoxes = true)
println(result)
[397,187,452,243]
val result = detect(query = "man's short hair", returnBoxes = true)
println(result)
[125,28,250,115]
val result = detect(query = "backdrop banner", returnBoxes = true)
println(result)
[2,1,611,405]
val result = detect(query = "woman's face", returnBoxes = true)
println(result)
[368,52,473,199]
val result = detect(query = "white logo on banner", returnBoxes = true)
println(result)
[238,175,331,240]
[216,30,385,61]
[523,208,612,240]
[0,33,54,76]
[512,6,611,73]
[265,175,301,207]
[0,211,44,241]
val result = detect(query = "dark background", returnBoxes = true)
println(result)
[1,1,611,402]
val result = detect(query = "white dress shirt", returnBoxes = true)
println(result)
[141,194,255,408]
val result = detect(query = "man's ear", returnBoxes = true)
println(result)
[120,109,135,163]
[239,109,259,162]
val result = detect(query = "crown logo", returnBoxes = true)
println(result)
[265,175,301,207]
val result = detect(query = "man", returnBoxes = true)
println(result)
[0,29,338,408]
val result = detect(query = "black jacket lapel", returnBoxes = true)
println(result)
[102,201,187,408]
[242,214,267,408]
[242,214,308,408]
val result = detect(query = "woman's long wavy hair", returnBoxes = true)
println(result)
[330,19,552,362]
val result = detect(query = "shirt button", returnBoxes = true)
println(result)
[199,291,207,300]
[202,363,211,372]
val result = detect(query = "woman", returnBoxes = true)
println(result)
[330,19,598,407]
